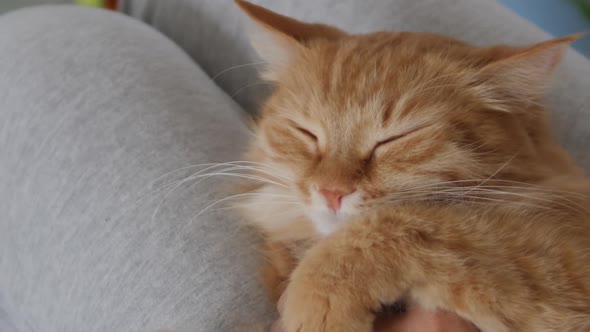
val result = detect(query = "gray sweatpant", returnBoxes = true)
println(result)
[1,1,589,331]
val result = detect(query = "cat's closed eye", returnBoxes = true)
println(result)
[295,126,318,142]
[371,125,428,157]
[371,125,429,156]
[370,133,404,154]
[375,134,404,149]
[368,134,404,159]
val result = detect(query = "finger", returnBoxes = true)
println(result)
[396,306,479,332]
[376,306,439,332]
[269,319,283,332]
[277,292,287,315]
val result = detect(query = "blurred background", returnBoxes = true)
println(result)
[497,0,590,56]
[0,0,589,57]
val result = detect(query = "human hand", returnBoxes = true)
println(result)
[271,296,478,332]
[373,304,479,332]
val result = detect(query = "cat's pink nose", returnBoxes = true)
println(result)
[319,189,351,212]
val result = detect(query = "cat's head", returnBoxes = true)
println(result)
[236,0,578,235]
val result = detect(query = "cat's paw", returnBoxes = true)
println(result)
[280,265,373,332]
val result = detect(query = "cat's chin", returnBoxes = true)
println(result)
[306,210,353,236]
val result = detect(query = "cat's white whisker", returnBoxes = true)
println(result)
[436,185,583,214]
[192,193,296,222]
[451,194,561,212]
[454,187,588,214]
[398,179,589,200]
[210,61,267,82]
[384,193,558,213]
[183,163,292,185]
[143,163,245,200]
[463,151,520,196]
[194,171,288,187]
[230,81,272,98]
[378,187,571,214]
[150,162,290,222]
[146,161,287,188]
[211,201,301,212]
[147,161,253,187]
[222,165,292,181]
[400,179,483,192]
[473,184,590,200]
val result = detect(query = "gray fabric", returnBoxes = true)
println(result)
[1,1,589,332]
[123,0,590,172]
[0,6,272,332]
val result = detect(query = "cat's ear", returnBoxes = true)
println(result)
[476,34,581,106]
[236,0,346,80]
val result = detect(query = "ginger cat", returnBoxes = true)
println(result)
[235,1,590,331]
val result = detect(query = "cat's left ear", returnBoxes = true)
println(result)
[236,0,347,80]
[477,34,582,105]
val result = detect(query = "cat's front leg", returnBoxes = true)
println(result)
[280,214,411,332]
[261,239,296,303]
[279,246,381,332]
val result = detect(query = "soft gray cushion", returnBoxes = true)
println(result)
[0,6,272,332]
[123,0,590,172]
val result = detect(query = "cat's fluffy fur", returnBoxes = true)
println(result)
[235,1,590,331]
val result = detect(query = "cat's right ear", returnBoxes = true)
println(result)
[235,0,346,80]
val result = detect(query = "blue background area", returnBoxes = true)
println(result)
[498,0,590,57]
